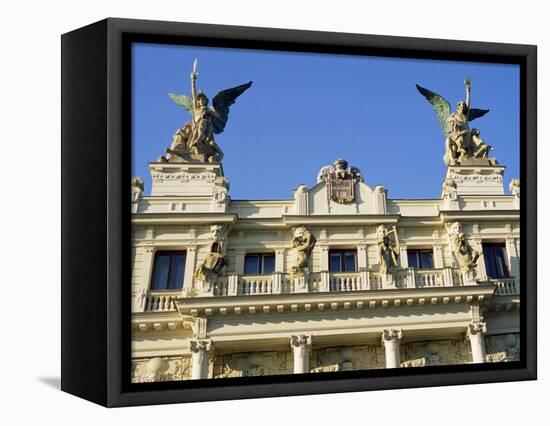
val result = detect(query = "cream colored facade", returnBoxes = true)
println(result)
[130,160,520,382]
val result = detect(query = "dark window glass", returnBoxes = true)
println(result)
[244,253,275,274]
[483,243,510,278]
[407,249,434,269]
[262,254,275,274]
[407,251,419,269]
[151,251,186,290]
[420,251,433,269]
[328,250,357,272]
[244,255,260,274]
[329,253,342,272]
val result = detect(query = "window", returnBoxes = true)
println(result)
[407,249,434,269]
[483,243,510,279]
[151,251,186,290]
[244,253,275,274]
[329,249,357,272]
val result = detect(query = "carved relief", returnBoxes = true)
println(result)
[213,351,293,378]
[376,225,400,276]
[131,356,191,383]
[131,177,144,203]
[317,159,364,204]
[400,339,470,367]
[485,334,520,362]
[291,227,316,274]
[195,225,230,282]
[446,221,480,280]
[311,345,384,373]
[442,177,458,201]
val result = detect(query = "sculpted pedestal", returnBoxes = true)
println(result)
[443,165,506,197]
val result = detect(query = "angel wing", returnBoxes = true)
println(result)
[416,84,452,136]
[211,81,253,134]
[468,108,490,122]
[168,93,194,115]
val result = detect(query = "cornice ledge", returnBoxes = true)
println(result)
[174,284,496,317]
[132,212,237,225]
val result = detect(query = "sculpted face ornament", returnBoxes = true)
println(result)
[317,159,364,204]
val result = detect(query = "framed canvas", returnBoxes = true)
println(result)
[61,18,537,407]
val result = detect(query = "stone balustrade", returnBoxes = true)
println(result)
[238,274,274,295]
[329,272,363,292]
[144,290,180,312]
[491,277,519,295]
[137,268,514,307]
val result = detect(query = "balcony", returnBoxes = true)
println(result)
[136,268,516,312]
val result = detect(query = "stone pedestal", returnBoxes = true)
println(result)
[467,322,487,363]
[190,339,213,379]
[443,165,506,196]
[149,162,229,212]
[382,329,402,368]
[290,335,312,374]
[294,272,310,293]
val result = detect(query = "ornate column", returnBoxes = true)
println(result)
[290,335,312,374]
[467,321,487,363]
[190,338,214,379]
[382,329,402,368]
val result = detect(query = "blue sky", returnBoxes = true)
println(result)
[132,43,519,199]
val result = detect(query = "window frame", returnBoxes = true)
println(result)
[328,248,358,273]
[243,252,276,275]
[482,242,511,279]
[406,248,434,270]
[150,250,187,291]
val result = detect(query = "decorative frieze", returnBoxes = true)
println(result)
[131,356,191,383]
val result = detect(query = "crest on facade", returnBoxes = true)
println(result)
[317,159,363,204]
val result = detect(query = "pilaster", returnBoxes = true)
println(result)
[467,321,487,363]
[382,329,402,368]
[290,335,312,374]
[190,338,214,379]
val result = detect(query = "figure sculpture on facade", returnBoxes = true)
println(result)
[291,227,316,274]
[442,177,458,201]
[161,59,253,163]
[377,224,400,275]
[195,225,229,282]
[417,79,498,166]
[446,221,479,280]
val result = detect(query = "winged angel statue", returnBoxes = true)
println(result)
[160,59,252,163]
[416,79,497,166]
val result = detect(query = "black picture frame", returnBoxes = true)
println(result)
[61,17,537,407]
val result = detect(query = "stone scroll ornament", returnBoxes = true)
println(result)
[446,221,480,279]
[194,225,229,282]
[160,59,253,164]
[376,224,400,275]
[416,79,497,166]
[291,227,316,274]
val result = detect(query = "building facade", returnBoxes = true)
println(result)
[130,155,520,382]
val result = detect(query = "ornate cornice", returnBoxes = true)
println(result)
[174,285,496,318]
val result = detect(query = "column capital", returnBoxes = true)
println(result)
[466,321,487,337]
[290,334,312,349]
[382,329,402,343]
[189,338,213,353]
